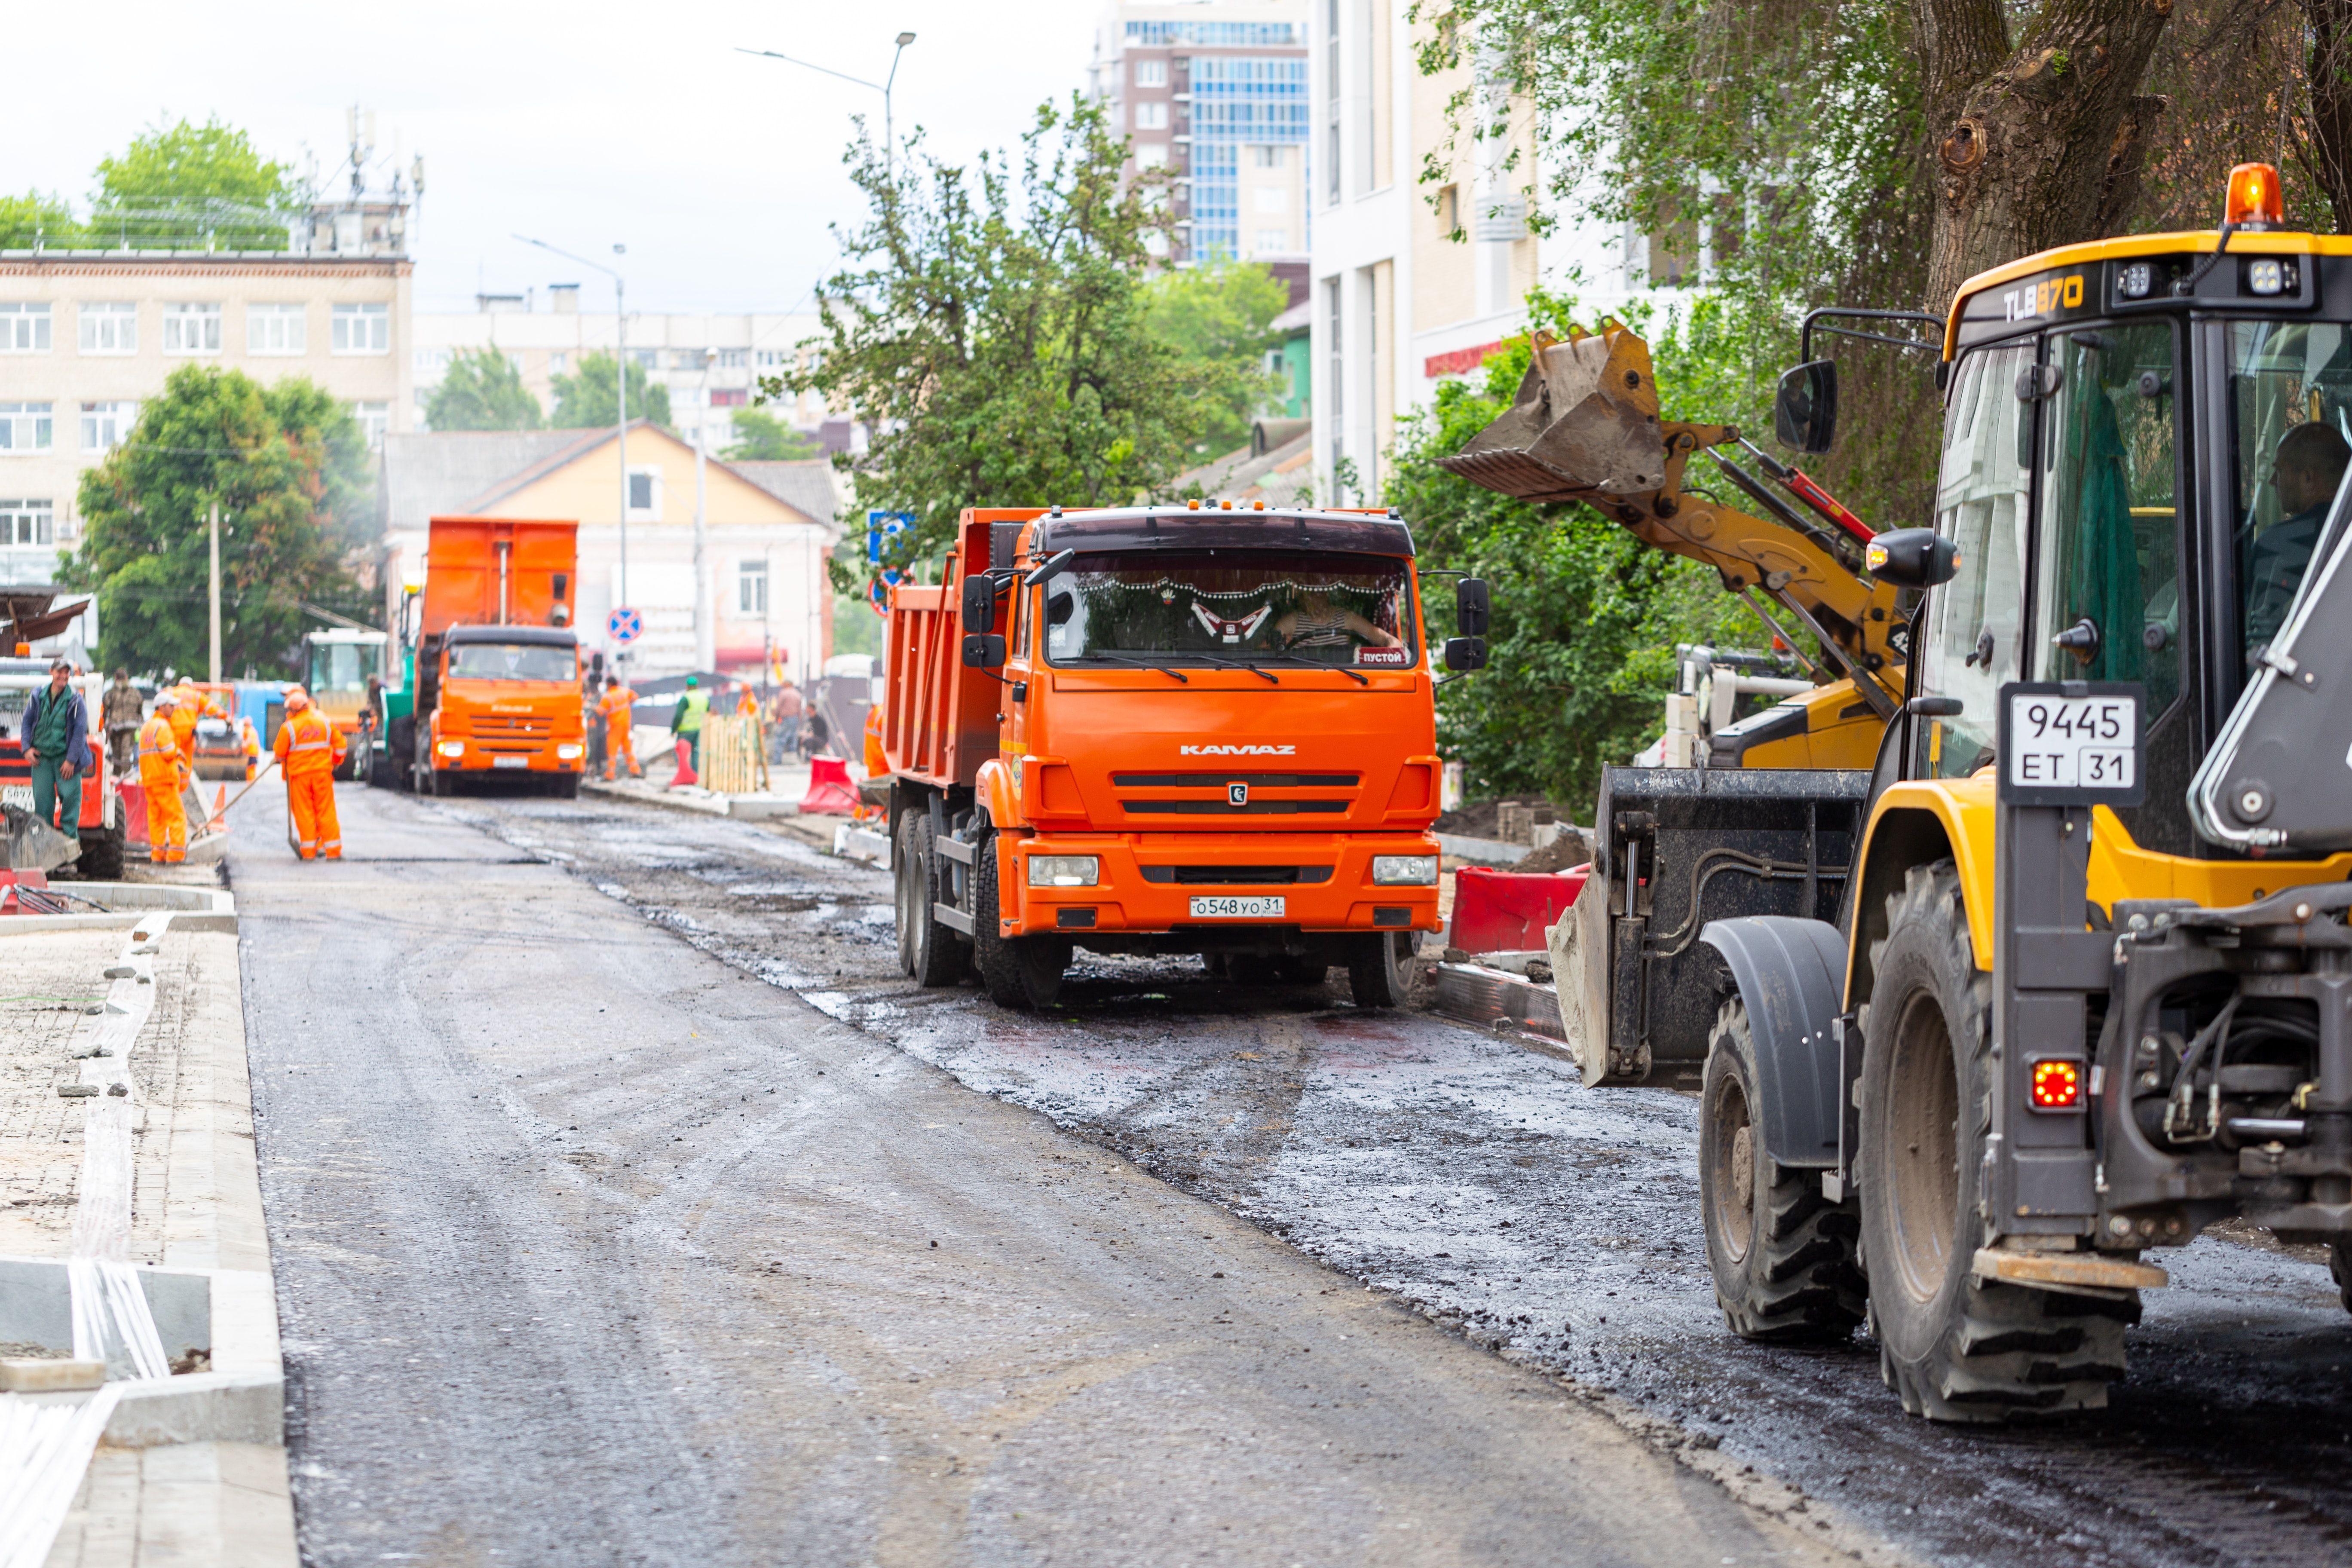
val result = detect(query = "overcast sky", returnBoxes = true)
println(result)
[13,0,1107,316]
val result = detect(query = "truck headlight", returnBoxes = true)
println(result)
[555,743,583,760]
[1028,854,1099,887]
[1371,854,1439,885]
[436,740,464,759]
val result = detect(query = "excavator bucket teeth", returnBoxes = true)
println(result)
[1435,325,1668,502]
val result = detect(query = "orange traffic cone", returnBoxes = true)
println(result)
[208,785,227,833]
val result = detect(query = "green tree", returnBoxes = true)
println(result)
[0,192,80,249]
[551,351,671,429]
[1142,260,1290,459]
[88,117,304,250]
[773,96,1220,581]
[426,348,544,432]
[723,406,820,460]
[65,365,369,677]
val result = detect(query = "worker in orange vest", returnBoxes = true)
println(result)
[597,674,640,780]
[273,686,347,861]
[139,692,191,864]
[168,680,205,771]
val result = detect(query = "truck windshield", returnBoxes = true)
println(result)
[447,643,577,682]
[307,640,382,694]
[2229,321,2352,671]
[1041,551,1416,670]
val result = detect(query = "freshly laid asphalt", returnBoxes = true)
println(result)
[226,777,1835,1567]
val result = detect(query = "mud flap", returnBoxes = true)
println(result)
[1697,916,1847,1167]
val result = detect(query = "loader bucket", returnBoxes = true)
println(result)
[1434,325,1669,503]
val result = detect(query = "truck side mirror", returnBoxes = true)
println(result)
[1455,577,1491,637]
[960,573,997,634]
[1774,360,1838,454]
[962,634,1007,669]
[1443,636,1488,673]
[1865,527,1959,589]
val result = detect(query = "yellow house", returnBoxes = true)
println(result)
[382,420,841,679]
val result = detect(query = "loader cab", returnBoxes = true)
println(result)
[1903,201,2352,857]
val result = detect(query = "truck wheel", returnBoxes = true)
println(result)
[553,773,580,800]
[908,817,967,988]
[1859,859,2135,1422]
[892,814,920,977]
[1701,997,1864,1342]
[2332,1240,2352,1314]
[1348,931,1419,1008]
[387,717,416,792]
[969,824,1067,1008]
[75,827,126,883]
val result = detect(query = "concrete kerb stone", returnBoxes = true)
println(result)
[580,778,732,818]
[0,884,236,936]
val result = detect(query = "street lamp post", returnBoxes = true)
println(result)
[736,31,916,171]
[693,348,715,674]
[514,234,631,648]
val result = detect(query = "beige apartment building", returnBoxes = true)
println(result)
[0,246,413,588]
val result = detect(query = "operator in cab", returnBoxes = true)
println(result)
[2245,422,2352,652]
[1269,588,1402,652]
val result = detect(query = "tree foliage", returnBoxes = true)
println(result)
[1142,260,1292,459]
[0,192,78,249]
[87,117,306,250]
[772,96,1225,581]
[65,366,371,677]
[426,348,544,432]
[551,351,671,430]
[723,407,821,461]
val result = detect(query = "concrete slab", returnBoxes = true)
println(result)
[41,1441,297,1568]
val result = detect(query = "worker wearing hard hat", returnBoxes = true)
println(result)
[598,674,641,781]
[273,686,347,861]
[168,680,205,771]
[139,691,191,864]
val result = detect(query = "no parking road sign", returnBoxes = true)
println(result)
[608,606,643,645]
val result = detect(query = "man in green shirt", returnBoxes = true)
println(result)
[21,660,92,843]
[670,674,711,782]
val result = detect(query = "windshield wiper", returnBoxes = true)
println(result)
[1254,653,1370,685]
[1079,652,1188,683]
[1188,653,1280,684]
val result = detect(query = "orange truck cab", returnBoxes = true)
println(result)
[394,516,587,798]
[884,505,1487,1011]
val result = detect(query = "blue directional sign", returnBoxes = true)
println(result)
[867,510,914,565]
[607,606,643,645]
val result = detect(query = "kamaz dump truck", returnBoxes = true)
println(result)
[879,504,1489,1010]
[1687,161,2352,1421]
[386,517,587,797]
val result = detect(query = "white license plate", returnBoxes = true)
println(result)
[491,756,530,769]
[1189,894,1285,919]
[2006,692,2137,791]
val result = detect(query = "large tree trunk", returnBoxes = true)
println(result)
[1919,0,2176,313]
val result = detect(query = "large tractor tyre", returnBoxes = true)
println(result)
[2329,1239,2352,1314]
[970,827,1069,1008]
[1859,859,2136,1422]
[386,717,416,792]
[907,817,968,989]
[892,814,921,978]
[1348,931,1420,1009]
[74,826,126,883]
[1700,997,1865,1342]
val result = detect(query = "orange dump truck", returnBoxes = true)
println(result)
[882,504,1490,1010]
[391,516,587,798]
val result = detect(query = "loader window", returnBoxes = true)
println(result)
[1917,343,2035,778]
[2230,321,2352,669]
[2031,322,2180,714]
[306,639,383,695]
[1041,550,1415,669]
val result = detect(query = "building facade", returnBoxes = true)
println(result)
[1308,2,1635,503]
[412,300,839,458]
[1091,1,1311,267]
[0,224,414,589]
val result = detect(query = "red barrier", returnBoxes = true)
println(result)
[801,755,859,815]
[1449,864,1590,954]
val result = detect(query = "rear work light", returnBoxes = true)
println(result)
[2226,162,2284,228]
[2029,1058,2085,1112]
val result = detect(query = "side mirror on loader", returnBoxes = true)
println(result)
[1864,527,1960,589]
[1455,577,1491,637]
[1774,360,1838,454]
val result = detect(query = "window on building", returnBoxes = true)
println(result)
[755,349,789,368]
[162,303,222,355]
[627,467,661,518]
[1134,57,1168,87]
[549,351,569,373]
[0,499,54,546]
[506,352,525,374]
[1324,277,1344,492]
[1253,228,1290,254]
[81,401,137,452]
[1143,230,1170,257]
[711,387,747,408]
[0,404,54,453]
[1325,0,1341,204]
[0,303,53,353]
[80,302,136,355]
[248,303,306,355]
[717,348,748,368]
[1437,184,1460,238]
[632,349,658,370]
[350,401,390,449]
[1135,101,1170,131]
[331,303,389,355]
[738,558,768,616]
[1136,143,1170,169]
[1253,144,1283,169]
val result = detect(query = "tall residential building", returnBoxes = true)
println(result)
[1091,1,1311,267]
[1309,3,1635,504]
[412,300,844,458]
[0,193,416,589]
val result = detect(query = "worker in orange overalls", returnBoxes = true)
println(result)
[273,685,346,861]
[168,680,205,771]
[598,674,640,780]
[139,692,191,864]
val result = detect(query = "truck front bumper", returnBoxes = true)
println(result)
[1004,832,1442,937]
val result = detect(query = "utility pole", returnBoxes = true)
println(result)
[207,501,222,685]
[693,349,714,673]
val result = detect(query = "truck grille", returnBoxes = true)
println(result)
[1139,865,1334,885]
[1112,772,1359,788]
[1122,799,1349,815]
[474,715,553,735]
